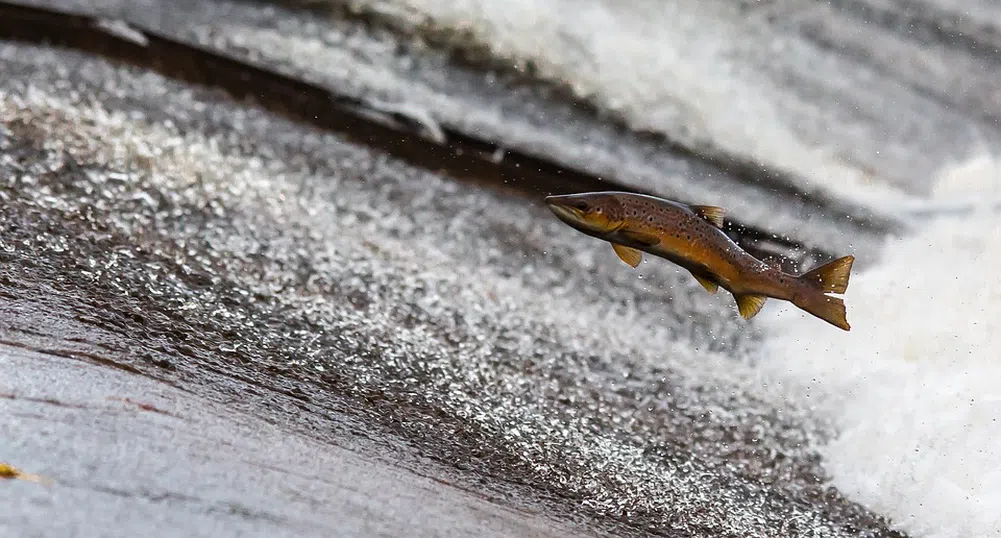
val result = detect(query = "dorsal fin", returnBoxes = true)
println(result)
[691,205,725,228]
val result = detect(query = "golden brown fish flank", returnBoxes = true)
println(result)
[545,191,854,331]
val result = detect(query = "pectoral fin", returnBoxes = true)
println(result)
[690,272,719,294]
[691,205,726,228]
[611,243,643,268]
[619,230,661,247]
[734,294,767,320]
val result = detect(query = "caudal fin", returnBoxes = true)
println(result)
[799,255,854,294]
[794,293,850,331]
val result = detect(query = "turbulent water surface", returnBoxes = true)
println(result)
[2,0,1000,537]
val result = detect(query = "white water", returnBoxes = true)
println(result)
[341,2,1001,534]
[761,156,1001,537]
[351,0,937,210]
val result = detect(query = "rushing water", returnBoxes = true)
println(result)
[761,156,1001,537]
[3,0,1001,536]
[303,0,1001,535]
[343,0,1001,205]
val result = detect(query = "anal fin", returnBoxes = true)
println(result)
[690,271,718,294]
[734,294,767,320]
[611,243,643,268]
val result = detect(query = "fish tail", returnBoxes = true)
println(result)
[792,293,850,331]
[792,255,854,331]
[797,255,854,294]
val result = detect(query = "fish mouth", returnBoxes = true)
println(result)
[544,197,588,228]
[545,200,584,225]
[546,193,626,237]
[545,197,614,236]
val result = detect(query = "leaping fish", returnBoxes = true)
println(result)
[545,191,855,331]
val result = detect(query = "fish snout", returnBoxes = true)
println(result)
[546,200,582,226]
[545,195,581,220]
[544,195,574,209]
[545,194,623,236]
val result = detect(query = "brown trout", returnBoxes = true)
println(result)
[545,191,854,331]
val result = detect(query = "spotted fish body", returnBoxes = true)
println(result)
[545,191,854,331]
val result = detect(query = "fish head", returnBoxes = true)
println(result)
[545,192,626,236]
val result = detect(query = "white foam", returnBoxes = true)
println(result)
[218,23,863,249]
[760,155,1001,537]
[350,0,919,210]
[890,155,1001,222]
